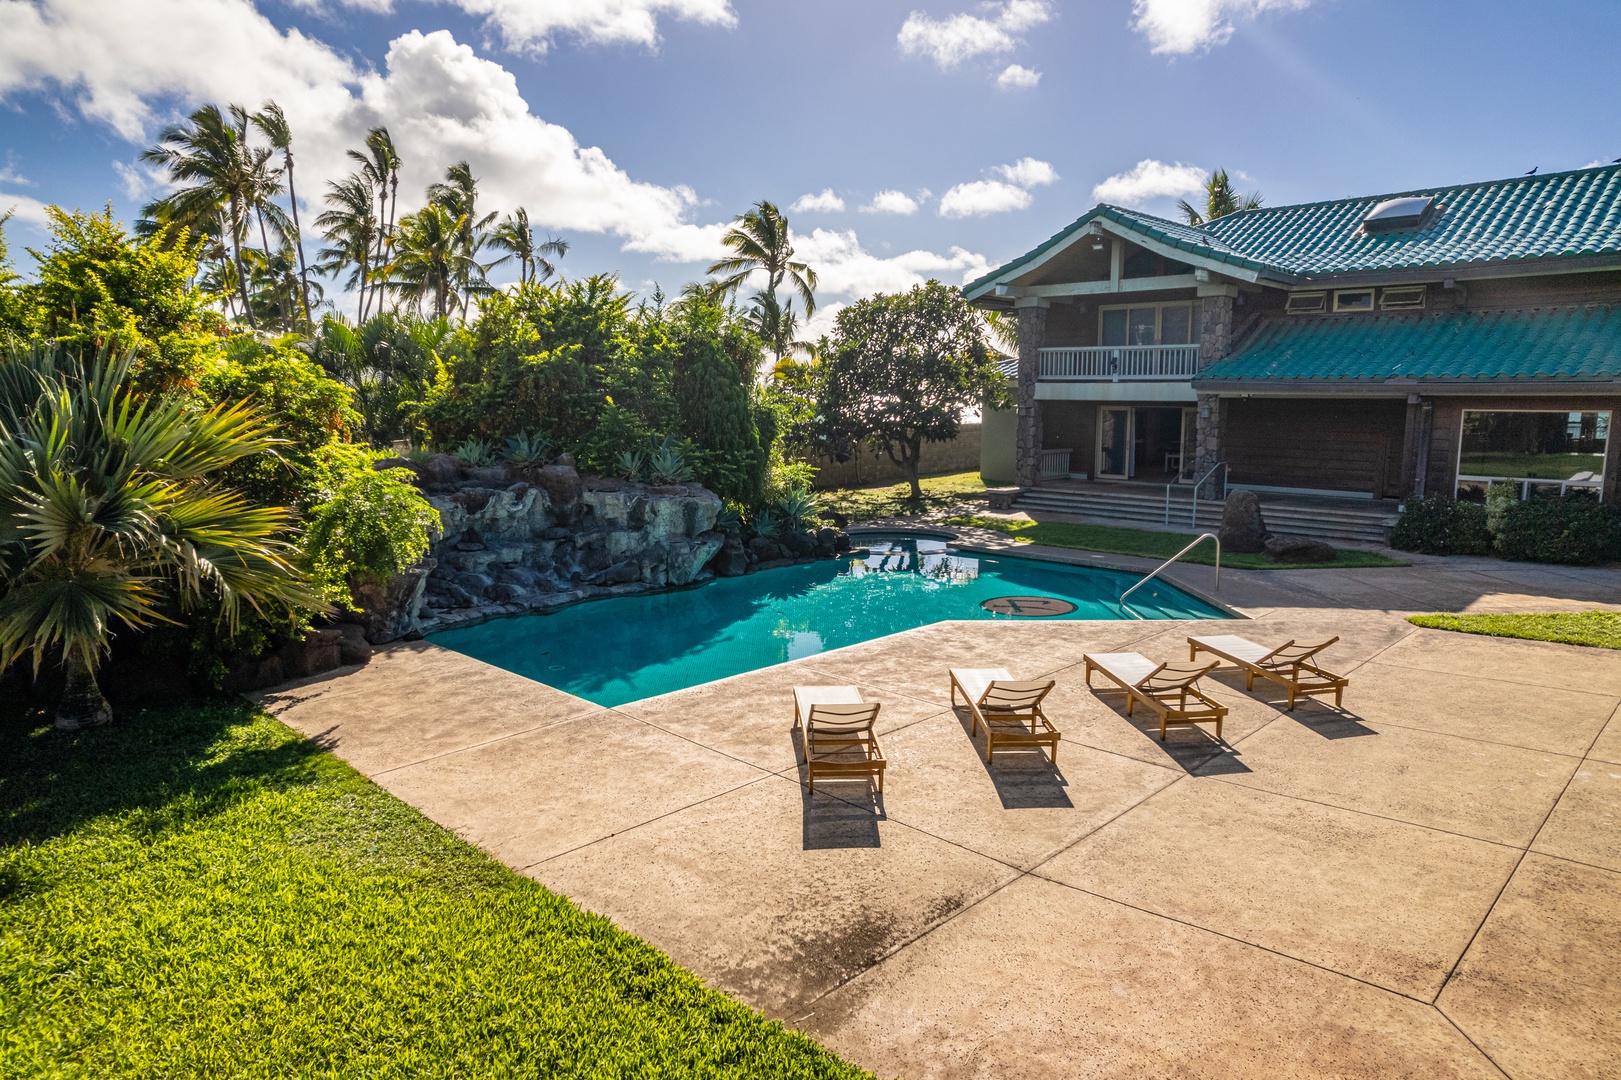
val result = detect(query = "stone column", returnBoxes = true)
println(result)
[1013,298,1049,488]
[1198,287,1237,366]
[1194,393,1223,498]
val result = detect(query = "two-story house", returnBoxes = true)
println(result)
[969,165,1621,543]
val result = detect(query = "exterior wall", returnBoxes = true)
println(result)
[1421,395,1621,503]
[979,408,1018,486]
[1039,401,1097,477]
[1223,398,1409,497]
[1013,301,1049,487]
[810,424,984,489]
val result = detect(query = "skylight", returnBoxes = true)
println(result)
[1362,196,1434,234]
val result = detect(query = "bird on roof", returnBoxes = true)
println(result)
[1613,157,1621,164]
[1524,166,1538,175]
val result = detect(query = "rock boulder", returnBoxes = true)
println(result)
[1263,534,1337,563]
[1219,491,1270,554]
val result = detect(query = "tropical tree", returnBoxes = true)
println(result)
[314,173,380,322]
[141,104,266,327]
[389,203,477,319]
[0,346,321,730]
[706,200,817,366]
[427,161,498,316]
[819,281,1007,499]
[1179,168,1263,226]
[251,101,313,324]
[488,208,567,285]
[348,127,401,282]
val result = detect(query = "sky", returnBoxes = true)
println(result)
[2,0,1620,334]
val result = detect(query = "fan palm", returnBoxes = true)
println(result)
[706,200,817,364]
[251,101,314,324]
[141,104,263,328]
[1178,169,1263,226]
[0,346,321,730]
[315,173,380,322]
[488,208,568,285]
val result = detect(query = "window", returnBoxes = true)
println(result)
[1380,285,1427,310]
[1333,289,1375,312]
[1456,410,1609,501]
[1285,292,1327,314]
[1099,302,1197,347]
[1362,195,1434,234]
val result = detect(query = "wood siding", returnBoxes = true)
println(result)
[1224,398,1408,497]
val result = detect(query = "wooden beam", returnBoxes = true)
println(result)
[1110,238,1123,292]
[1018,275,1202,299]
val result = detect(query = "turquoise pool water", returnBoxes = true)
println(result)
[428,536,1225,707]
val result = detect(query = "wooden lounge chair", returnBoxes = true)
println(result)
[793,686,885,793]
[1188,634,1348,709]
[948,668,1060,764]
[1082,652,1227,741]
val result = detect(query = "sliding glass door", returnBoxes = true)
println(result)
[1098,407,1132,479]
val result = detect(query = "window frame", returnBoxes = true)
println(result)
[1454,408,1611,501]
[1332,288,1376,313]
[1097,300,1200,347]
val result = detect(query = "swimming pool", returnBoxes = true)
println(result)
[428,536,1226,707]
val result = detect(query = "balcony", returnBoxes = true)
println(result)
[1038,345,1199,381]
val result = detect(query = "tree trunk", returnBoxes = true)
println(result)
[256,207,289,329]
[229,198,257,330]
[56,643,112,731]
[285,152,313,325]
[905,443,923,501]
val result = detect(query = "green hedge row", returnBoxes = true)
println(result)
[1392,489,1621,565]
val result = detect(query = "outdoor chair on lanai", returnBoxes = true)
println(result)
[1187,635,1349,710]
[948,668,1060,764]
[792,686,886,794]
[1082,652,1227,742]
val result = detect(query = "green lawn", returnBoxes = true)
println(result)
[1407,610,1621,650]
[943,515,1408,570]
[818,470,987,522]
[0,700,869,1079]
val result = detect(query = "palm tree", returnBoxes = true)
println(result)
[348,128,401,281]
[388,203,478,319]
[314,174,380,322]
[487,208,567,285]
[0,346,321,730]
[427,161,498,316]
[251,101,313,324]
[1179,169,1263,226]
[706,200,817,364]
[141,104,262,328]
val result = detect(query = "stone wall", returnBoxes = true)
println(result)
[808,424,984,489]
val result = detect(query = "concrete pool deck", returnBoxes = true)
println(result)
[256,559,1621,1078]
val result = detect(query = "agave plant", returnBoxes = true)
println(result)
[714,505,742,536]
[0,346,322,730]
[647,436,694,484]
[452,438,496,467]
[616,448,647,482]
[775,488,821,531]
[502,430,552,468]
[750,509,783,540]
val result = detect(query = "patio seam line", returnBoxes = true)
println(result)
[1286,713,1602,761]
[1522,849,1621,879]
[364,706,606,778]
[516,772,783,872]
[1429,1005,1519,1080]
[1365,655,1621,701]
[1428,697,1621,1006]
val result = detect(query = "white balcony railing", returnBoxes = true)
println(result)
[1038,345,1199,380]
[1037,448,1072,480]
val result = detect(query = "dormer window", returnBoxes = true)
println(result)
[1333,289,1375,312]
[1363,195,1435,234]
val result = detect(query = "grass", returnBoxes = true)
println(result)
[0,699,870,1079]
[943,515,1409,570]
[818,470,986,523]
[1408,610,1621,650]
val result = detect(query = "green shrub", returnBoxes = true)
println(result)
[1493,491,1621,565]
[303,450,440,608]
[1391,495,1490,555]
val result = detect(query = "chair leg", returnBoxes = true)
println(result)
[1160,717,1168,741]
[1246,670,1255,690]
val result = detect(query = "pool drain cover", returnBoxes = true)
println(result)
[980,595,1077,617]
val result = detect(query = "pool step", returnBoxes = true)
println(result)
[1012,486,1398,546]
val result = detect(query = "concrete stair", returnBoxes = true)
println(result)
[1012,485,1398,547]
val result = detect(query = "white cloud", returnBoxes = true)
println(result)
[284,0,736,53]
[995,63,1041,90]
[790,188,845,214]
[938,179,1030,218]
[794,227,991,300]
[0,190,51,225]
[897,0,1051,69]
[995,156,1057,187]
[1131,0,1313,55]
[1092,158,1208,207]
[860,190,922,215]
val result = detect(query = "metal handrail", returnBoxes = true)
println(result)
[1189,461,1228,529]
[1119,532,1220,619]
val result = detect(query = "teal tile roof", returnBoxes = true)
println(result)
[1194,305,1621,385]
[966,165,1621,294]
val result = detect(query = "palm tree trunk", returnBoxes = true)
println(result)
[358,251,370,323]
[285,153,313,325]
[56,643,113,731]
[256,208,289,329]
[229,208,257,330]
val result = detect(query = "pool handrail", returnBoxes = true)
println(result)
[1119,532,1220,619]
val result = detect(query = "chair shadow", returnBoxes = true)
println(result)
[790,728,885,850]
[951,708,1074,809]
[1083,686,1250,775]
[1204,671,1377,740]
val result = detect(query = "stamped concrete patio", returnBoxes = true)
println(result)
[257,557,1621,1079]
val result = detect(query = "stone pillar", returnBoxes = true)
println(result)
[1198,288,1237,366]
[1013,298,1049,488]
[1398,394,1426,500]
[1194,393,1223,498]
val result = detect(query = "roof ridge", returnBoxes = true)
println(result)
[1206,163,1621,221]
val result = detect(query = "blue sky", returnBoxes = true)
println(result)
[2,0,1619,330]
